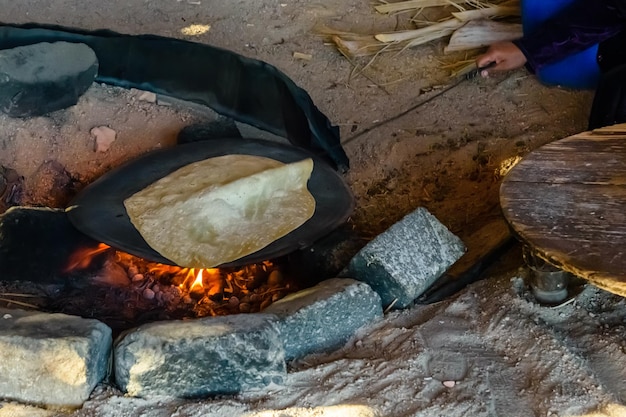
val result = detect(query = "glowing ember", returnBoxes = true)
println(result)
[65,244,294,318]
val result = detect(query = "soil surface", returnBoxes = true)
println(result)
[1,1,625,417]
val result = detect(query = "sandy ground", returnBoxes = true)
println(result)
[1,0,625,416]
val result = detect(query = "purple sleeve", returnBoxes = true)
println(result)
[513,0,625,73]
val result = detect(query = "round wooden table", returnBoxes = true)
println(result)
[500,123,626,297]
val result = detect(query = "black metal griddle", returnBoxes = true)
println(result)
[67,138,354,268]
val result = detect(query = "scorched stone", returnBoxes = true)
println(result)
[264,278,382,360]
[0,41,98,117]
[0,308,112,407]
[344,207,466,309]
[114,313,286,397]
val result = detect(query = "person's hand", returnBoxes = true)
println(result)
[475,41,527,77]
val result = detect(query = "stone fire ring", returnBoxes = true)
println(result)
[0,32,465,406]
[0,204,466,405]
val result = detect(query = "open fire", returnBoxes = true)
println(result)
[64,243,295,320]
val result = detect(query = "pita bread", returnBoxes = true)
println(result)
[123,155,315,268]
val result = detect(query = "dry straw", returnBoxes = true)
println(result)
[322,0,521,73]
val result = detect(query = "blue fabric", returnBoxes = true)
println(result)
[536,45,600,89]
[517,0,625,88]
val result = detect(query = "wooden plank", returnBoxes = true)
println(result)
[447,214,511,274]
[504,153,626,184]
[592,123,626,135]
[501,126,626,296]
[501,182,626,243]
[417,209,514,303]
[504,136,626,184]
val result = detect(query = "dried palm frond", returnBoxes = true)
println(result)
[322,0,521,61]
[499,0,521,7]
[0,292,39,298]
[315,24,370,40]
[332,35,390,58]
[439,58,478,77]
[451,5,520,21]
[314,25,389,58]
[375,18,464,45]
[0,297,40,309]
[375,0,473,14]
[444,20,522,53]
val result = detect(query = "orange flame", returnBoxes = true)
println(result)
[180,268,225,297]
[64,243,111,272]
[189,269,203,292]
[65,243,288,316]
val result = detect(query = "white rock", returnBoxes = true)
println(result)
[91,126,117,152]
[0,308,111,407]
[138,90,157,103]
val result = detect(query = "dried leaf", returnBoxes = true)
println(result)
[444,20,522,53]
[375,0,472,14]
[332,35,388,58]
[375,18,463,44]
[451,5,520,21]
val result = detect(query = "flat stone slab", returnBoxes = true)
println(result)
[0,41,98,117]
[264,278,382,360]
[114,313,286,397]
[0,308,112,407]
[344,207,466,308]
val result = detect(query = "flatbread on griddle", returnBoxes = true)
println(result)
[123,155,315,268]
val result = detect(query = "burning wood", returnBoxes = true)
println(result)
[62,244,295,327]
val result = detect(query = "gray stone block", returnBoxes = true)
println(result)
[344,207,466,308]
[114,314,286,397]
[0,308,112,407]
[264,278,382,360]
[0,42,98,117]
